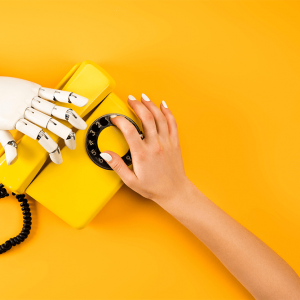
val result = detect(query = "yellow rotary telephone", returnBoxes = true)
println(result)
[0,61,143,229]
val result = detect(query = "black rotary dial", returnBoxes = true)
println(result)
[85,114,143,170]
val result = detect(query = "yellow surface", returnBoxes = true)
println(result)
[27,92,141,229]
[0,1,300,299]
[0,61,116,193]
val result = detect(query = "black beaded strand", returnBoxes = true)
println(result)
[0,183,32,254]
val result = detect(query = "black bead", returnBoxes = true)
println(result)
[23,225,31,230]
[21,207,30,212]
[23,220,32,225]
[23,216,32,221]
[12,192,16,196]
[21,230,30,235]
[20,202,29,208]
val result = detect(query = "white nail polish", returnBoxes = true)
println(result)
[142,93,151,101]
[110,115,117,119]
[162,100,168,108]
[128,95,136,100]
[100,153,112,162]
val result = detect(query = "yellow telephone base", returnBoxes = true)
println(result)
[0,61,116,194]
[26,93,141,229]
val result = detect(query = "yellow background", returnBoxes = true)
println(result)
[0,1,300,299]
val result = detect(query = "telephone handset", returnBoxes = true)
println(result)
[0,61,143,229]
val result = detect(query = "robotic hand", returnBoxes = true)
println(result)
[0,77,88,165]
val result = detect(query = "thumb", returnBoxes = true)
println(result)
[100,151,137,187]
[0,130,18,165]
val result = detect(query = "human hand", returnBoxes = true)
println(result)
[100,94,190,204]
[102,96,300,300]
[0,77,88,165]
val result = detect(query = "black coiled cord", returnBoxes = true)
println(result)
[0,183,32,254]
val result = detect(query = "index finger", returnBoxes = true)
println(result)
[38,87,88,107]
[110,115,144,153]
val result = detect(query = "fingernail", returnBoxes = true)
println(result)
[128,95,136,100]
[65,132,76,150]
[162,100,168,108]
[5,144,18,166]
[142,93,150,101]
[100,153,112,162]
[49,147,63,165]
[110,115,117,119]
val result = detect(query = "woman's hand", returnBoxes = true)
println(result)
[101,94,300,299]
[100,93,191,204]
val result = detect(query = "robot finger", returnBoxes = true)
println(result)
[31,97,55,115]
[38,87,88,107]
[24,108,76,150]
[31,97,87,130]
[15,119,63,164]
[53,107,87,130]
[0,130,18,165]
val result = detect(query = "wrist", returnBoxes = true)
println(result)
[154,177,199,211]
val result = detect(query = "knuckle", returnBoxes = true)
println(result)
[142,112,154,123]
[135,150,147,161]
[158,116,168,126]
[152,142,163,154]
[122,124,136,136]
[123,129,134,138]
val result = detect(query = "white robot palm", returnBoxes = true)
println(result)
[0,77,88,165]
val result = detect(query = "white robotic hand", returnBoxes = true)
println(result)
[0,77,88,165]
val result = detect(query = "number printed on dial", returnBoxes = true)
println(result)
[85,114,142,170]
